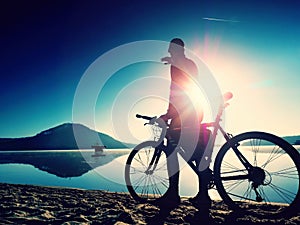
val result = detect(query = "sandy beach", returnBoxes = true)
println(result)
[0,183,299,225]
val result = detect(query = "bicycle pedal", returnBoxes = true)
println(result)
[207,181,215,189]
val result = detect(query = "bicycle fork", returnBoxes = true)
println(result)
[145,145,164,175]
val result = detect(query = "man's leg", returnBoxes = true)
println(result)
[191,128,213,205]
[198,168,212,201]
[154,136,180,206]
[190,165,212,207]
[165,143,180,196]
[196,168,212,221]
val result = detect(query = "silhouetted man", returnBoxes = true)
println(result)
[157,38,211,208]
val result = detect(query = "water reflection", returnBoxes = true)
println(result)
[0,150,129,178]
[0,146,299,201]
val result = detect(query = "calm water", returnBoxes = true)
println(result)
[0,150,130,192]
[0,149,202,197]
[0,146,299,201]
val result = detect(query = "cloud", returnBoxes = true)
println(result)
[202,17,240,23]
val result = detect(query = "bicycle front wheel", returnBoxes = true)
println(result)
[214,131,300,216]
[125,141,169,203]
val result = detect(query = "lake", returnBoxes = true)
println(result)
[0,146,299,202]
[0,149,203,197]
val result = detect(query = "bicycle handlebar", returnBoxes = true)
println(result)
[136,114,167,143]
[136,114,154,121]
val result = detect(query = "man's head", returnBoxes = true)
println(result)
[168,38,185,57]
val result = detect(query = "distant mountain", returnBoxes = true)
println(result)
[282,136,300,145]
[241,135,300,146]
[0,123,134,150]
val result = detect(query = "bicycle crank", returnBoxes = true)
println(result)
[249,167,266,186]
[249,167,269,202]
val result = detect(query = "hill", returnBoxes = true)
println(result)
[0,123,133,150]
[245,135,300,146]
[236,134,300,147]
[282,135,300,145]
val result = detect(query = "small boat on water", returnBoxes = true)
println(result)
[91,145,106,157]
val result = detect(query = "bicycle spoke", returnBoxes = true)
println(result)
[221,160,246,173]
[152,174,169,188]
[145,175,153,198]
[147,175,157,197]
[216,132,300,215]
[259,186,271,203]
[250,138,261,167]
[134,176,148,196]
[268,183,296,203]
[149,175,163,197]
[270,166,299,180]
[145,148,150,167]
[126,143,170,202]
[261,146,284,168]
[150,173,167,186]
[132,174,148,190]
[133,173,151,197]
[155,162,168,171]
[227,190,258,202]
[220,159,249,181]
[130,167,145,174]
[143,176,151,198]
[133,172,168,198]
[152,181,162,198]
[242,182,253,201]
[136,176,151,198]
[134,153,147,169]
[223,179,246,193]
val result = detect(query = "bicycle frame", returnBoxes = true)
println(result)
[143,91,253,178]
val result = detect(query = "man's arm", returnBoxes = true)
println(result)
[160,102,177,121]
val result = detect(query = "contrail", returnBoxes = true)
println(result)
[202,17,240,23]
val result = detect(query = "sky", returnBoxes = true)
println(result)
[1,0,300,143]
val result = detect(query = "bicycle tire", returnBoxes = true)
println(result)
[125,141,169,203]
[214,131,300,217]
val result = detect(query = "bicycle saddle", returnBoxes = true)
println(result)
[223,92,233,102]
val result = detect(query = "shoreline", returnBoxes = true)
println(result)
[1,183,299,224]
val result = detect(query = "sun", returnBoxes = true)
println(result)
[181,77,214,122]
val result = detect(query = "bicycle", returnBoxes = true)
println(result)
[125,92,300,217]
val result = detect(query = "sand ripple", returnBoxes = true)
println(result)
[0,183,299,224]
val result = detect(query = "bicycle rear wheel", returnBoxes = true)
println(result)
[214,131,300,217]
[125,141,169,203]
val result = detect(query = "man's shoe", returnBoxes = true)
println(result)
[189,194,211,208]
[153,193,181,207]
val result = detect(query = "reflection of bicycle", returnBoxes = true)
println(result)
[125,92,300,216]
